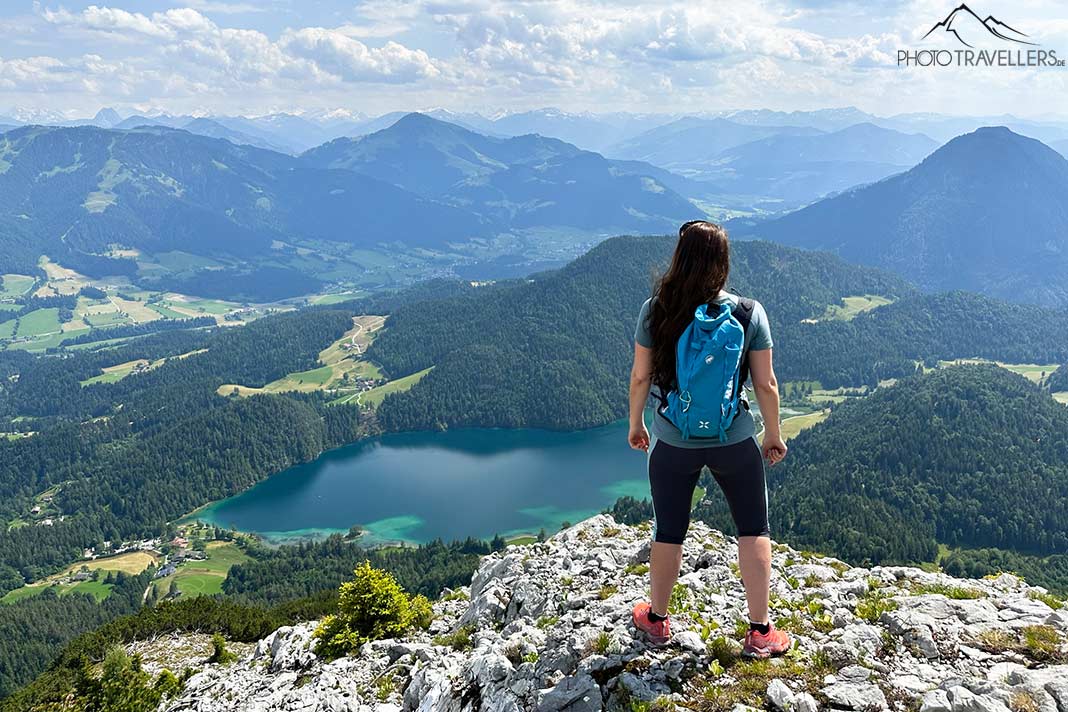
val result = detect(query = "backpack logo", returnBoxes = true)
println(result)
[704,354,714,364]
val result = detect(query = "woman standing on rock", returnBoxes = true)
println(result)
[626,220,791,658]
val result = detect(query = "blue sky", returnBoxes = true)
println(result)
[1,0,1065,118]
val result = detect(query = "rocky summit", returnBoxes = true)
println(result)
[157,515,1068,712]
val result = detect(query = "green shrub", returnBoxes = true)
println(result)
[73,647,185,712]
[314,561,433,659]
[208,633,237,665]
[669,583,690,612]
[855,588,898,622]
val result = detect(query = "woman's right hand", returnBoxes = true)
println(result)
[628,423,650,451]
[762,434,788,465]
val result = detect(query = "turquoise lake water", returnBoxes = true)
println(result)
[193,420,650,545]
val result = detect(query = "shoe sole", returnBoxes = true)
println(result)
[631,616,671,646]
[633,622,671,647]
[742,641,792,659]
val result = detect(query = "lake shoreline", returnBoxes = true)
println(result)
[186,419,649,547]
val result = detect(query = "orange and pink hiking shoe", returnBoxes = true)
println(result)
[742,624,793,658]
[631,602,671,645]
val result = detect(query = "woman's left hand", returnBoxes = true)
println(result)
[628,423,650,451]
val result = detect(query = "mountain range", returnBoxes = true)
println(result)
[5,109,1068,306]
[602,117,821,176]
[703,122,938,205]
[0,116,697,291]
[302,113,696,232]
[600,118,945,207]
[0,124,491,280]
[5,105,1068,154]
[740,127,1068,307]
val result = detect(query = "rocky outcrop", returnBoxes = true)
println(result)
[159,515,1068,712]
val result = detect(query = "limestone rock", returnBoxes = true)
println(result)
[156,515,1068,712]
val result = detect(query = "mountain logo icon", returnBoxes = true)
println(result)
[922,4,1037,48]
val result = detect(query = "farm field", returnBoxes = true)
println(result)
[311,291,365,305]
[1,256,292,346]
[80,349,206,386]
[0,550,159,604]
[804,295,894,323]
[780,409,830,441]
[220,315,385,398]
[152,542,249,599]
[7,328,89,351]
[936,359,1061,384]
[15,308,61,338]
[0,274,35,298]
[359,366,433,407]
[34,257,91,297]
[147,303,190,319]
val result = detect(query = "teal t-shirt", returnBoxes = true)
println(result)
[634,292,773,449]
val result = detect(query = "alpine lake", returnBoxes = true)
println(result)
[191,420,651,546]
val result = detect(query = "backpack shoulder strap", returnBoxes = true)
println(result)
[731,297,755,331]
[731,297,756,386]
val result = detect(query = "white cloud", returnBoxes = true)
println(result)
[38,4,440,90]
[4,1,1065,118]
[281,28,440,82]
[182,0,270,14]
[44,5,176,38]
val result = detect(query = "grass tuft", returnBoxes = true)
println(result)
[433,624,476,651]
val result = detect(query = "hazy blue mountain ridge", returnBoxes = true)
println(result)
[740,127,1068,306]
[302,112,698,232]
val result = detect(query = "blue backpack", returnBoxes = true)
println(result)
[660,298,754,441]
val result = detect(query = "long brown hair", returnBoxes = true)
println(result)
[649,220,731,393]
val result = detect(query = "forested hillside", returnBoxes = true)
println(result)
[223,537,490,606]
[0,571,152,698]
[0,308,360,589]
[368,235,1068,430]
[695,365,1068,570]
[1049,364,1068,392]
[788,292,1068,386]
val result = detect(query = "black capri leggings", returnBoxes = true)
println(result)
[648,436,769,544]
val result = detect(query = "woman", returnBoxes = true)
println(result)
[627,220,791,659]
